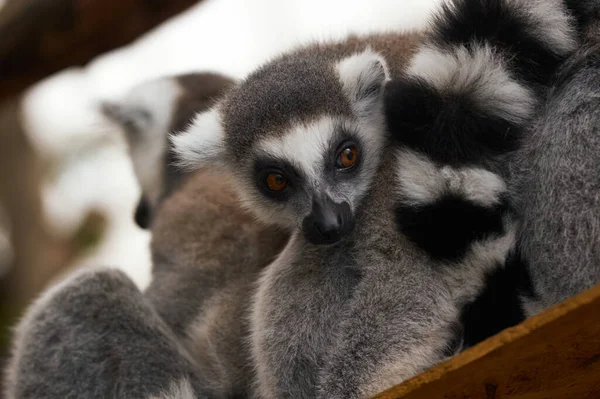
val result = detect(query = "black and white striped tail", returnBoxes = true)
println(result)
[389,0,579,251]
[564,0,600,38]
[388,0,579,346]
[387,0,578,168]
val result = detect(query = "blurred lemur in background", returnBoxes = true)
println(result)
[5,73,288,399]
[102,72,290,395]
[101,72,235,229]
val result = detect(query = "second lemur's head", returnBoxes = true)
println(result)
[173,47,390,245]
[101,72,235,229]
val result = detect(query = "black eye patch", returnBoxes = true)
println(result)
[325,130,364,176]
[385,77,522,167]
[253,157,303,200]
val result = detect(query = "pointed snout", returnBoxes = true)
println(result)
[302,196,353,245]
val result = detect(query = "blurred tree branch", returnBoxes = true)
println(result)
[0,0,202,102]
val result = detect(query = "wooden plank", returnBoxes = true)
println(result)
[0,0,201,101]
[374,283,600,399]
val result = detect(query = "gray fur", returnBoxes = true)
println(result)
[515,43,600,315]
[101,76,184,210]
[8,4,590,397]
[4,268,208,399]
[320,2,578,394]
[125,72,289,396]
[248,155,465,399]
[173,32,425,398]
[145,168,288,397]
[315,152,516,398]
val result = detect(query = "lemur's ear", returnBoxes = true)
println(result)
[171,107,227,170]
[100,101,150,134]
[336,48,389,115]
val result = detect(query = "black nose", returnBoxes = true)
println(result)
[315,211,342,242]
[134,195,152,229]
[302,197,352,245]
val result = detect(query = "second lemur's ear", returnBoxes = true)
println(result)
[336,48,390,115]
[100,101,150,134]
[171,107,227,171]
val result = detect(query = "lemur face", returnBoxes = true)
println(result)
[174,48,390,245]
[245,116,373,245]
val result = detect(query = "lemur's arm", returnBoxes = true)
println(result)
[4,268,206,399]
[318,0,578,397]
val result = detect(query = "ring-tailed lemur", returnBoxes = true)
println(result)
[101,72,235,229]
[172,31,424,399]
[320,1,578,396]
[5,73,289,399]
[173,1,577,398]
[514,0,600,316]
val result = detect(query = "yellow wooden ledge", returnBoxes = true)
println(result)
[375,283,600,399]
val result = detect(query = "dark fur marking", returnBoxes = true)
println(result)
[564,0,600,39]
[442,321,465,357]
[253,157,305,202]
[459,255,529,348]
[385,78,522,166]
[134,195,152,229]
[395,194,508,262]
[172,73,236,135]
[430,0,570,89]
[509,248,536,301]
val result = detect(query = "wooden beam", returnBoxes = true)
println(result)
[0,0,201,102]
[374,283,600,399]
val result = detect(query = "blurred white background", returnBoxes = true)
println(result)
[16,0,441,289]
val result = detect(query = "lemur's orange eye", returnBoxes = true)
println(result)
[336,145,358,169]
[266,173,287,191]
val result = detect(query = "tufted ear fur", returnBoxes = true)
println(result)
[170,107,227,171]
[336,48,390,116]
